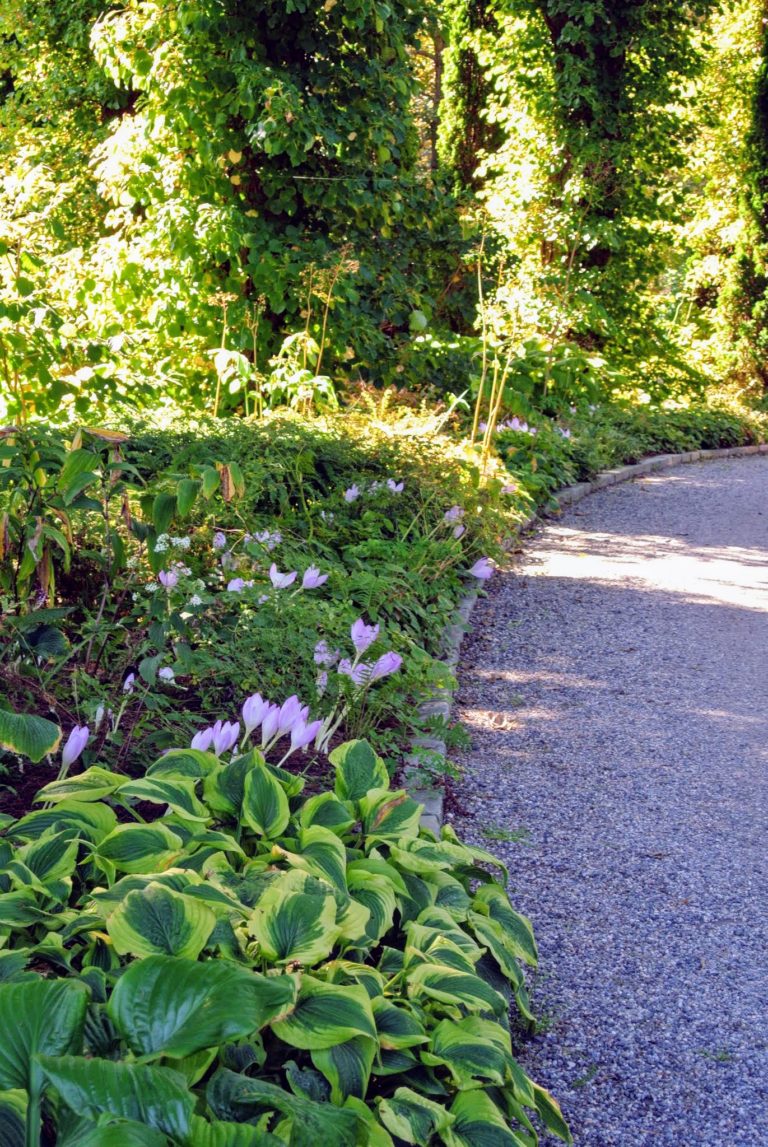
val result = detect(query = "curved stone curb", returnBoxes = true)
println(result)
[407,441,767,831]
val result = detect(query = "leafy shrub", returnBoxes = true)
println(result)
[0,736,570,1146]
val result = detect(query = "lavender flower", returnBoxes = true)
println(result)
[191,728,214,752]
[269,564,297,589]
[501,483,517,495]
[316,670,329,697]
[370,651,403,680]
[158,667,175,682]
[213,531,227,550]
[260,703,281,746]
[314,640,339,667]
[242,692,269,736]
[338,658,371,686]
[290,718,323,752]
[468,557,495,580]
[344,485,360,503]
[302,566,328,589]
[351,618,379,653]
[444,505,464,525]
[211,720,240,756]
[276,695,303,735]
[158,569,178,589]
[453,524,466,539]
[387,479,404,493]
[62,725,89,769]
[227,577,254,592]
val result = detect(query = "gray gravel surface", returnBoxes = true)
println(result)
[452,457,768,1146]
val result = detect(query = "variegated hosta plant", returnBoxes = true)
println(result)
[0,739,571,1147]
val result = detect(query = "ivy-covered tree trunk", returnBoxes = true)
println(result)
[438,0,502,187]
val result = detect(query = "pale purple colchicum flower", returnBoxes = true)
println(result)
[242,693,269,736]
[62,725,89,769]
[344,485,360,503]
[211,720,240,756]
[213,531,227,550]
[260,703,281,746]
[269,564,297,589]
[444,505,464,525]
[387,479,404,493]
[338,658,371,686]
[370,651,403,680]
[453,524,466,540]
[302,566,328,589]
[227,577,253,592]
[252,529,282,551]
[123,672,136,694]
[351,618,379,653]
[501,483,517,495]
[158,667,175,682]
[316,670,329,696]
[314,640,339,667]
[158,569,179,589]
[191,728,214,752]
[468,557,495,580]
[290,718,323,752]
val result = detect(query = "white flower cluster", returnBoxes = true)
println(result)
[154,534,192,554]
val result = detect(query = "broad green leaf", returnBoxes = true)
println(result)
[372,998,428,1051]
[359,788,422,846]
[441,825,509,880]
[378,1087,454,1146]
[444,1090,530,1147]
[36,767,124,804]
[299,791,355,835]
[56,1115,168,1146]
[152,492,177,534]
[406,962,507,1016]
[88,868,200,911]
[270,975,376,1050]
[184,1114,282,1146]
[274,825,347,894]
[117,777,209,823]
[4,830,79,887]
[335,896,372,945]
[330,739,389,802]
[472,885,538,966]
[0,1090,25,1147]
[347,869,397,944]
[242,759,290,838]
[347,856,408,896]
[311,1035,376,1103]
[343,1097,395,1147]
[96,823,184,873]
[203,755,253,816]
[0,888,53,927]
[421,1017,510,1087]
[532,1082,572,1143]
[106,882,216,959]
[9,800,117,843]
[248,870,338,966]
[176,478,200,518]
[57,448,98,492]
[37,1055,194,1140]
[324,959,385,1000]
[146,748,220,779]
[109,955,296,1059]
[0,709,60,762]
[0,979,88,1092]
[207,1069,363,1147]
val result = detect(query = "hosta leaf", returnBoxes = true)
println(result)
[359,788,422,846]
[444,1090,530,1147]
[146,748,220,779]
[96,823,184,874]
[207,1069,363,1147]
[343,1097,395,1147]
[0,1090,25,1147]
[56,1115,168,1146]
[406,962,507,1016]
[330,739,389,802]
[0,979,88,1091]
[0,889,53,927]
[108,955,297,1059]
[274,825,348,894]
[472,885,538,966]
[422,1017,510,1087]
[117,777,210,823]
[311,1035,376,1103]
[347,870,397,944]
[242,759,290,838]
[37,1055,194,1140]
[203,755,252,816]
[184,1114,282,1146]
[378,1087,454,1146]
[4,830,79,885]
[270,975,376,1051]
[532,1082,572,1143]
[0,709,60,763]
[441,825,509,880]
[372,998,428,1051]
[323,960,385,1000]
[334,896,371,945]
[347,857,408,896]
[89,869,199,911]
[106,882,216,959]
[299,792,355,835]
[9,800,117,843]
[248,869,339,966]
[36,767,124,804]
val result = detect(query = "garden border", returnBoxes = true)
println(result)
[404,442,768,830]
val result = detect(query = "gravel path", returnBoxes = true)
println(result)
[452,456,768,1146]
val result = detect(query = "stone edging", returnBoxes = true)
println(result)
[406,441,768,830]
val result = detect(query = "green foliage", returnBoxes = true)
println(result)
[0,737,571,1145]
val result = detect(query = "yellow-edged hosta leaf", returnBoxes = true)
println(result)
[106,882,216,959]
[270,976,376,1051]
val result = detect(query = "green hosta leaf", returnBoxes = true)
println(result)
[37,1055,194,1140]
[343,1097,395,1147]
[207,1069,363,1147]
[0,889,53,927]
[109,955,297,1059]
[0,979,88,1091]
[431,871,472,919]
[96,823,184,874]
[56,1115,168,1146]
[9,800,117,843]
[406,962,507,1016]
[335,896,372,946]
[347,857,408,897]
[36,767,124,804]
[378,1087,454,1145]
[248,869,339,966]
[4,830,79,886]
[372,998,428,1051]
[359,788,422,846]
[204,755,253,816]
[347,869,396,944]
[422,1017,511,1087]
[324,960,385,1000]
[331,739,389,802]
[89,869,200,911]
[311,1035,376,1103]
[0,1090,25,1147]
[299,792,355,835]
[270,975,376,1051]
[441,825,509,880]
[184,1114,282,1146]
[274,825,348,894]
[117,777,210,823]
[444,1090,530,1147]
[532,1082,572,1143]
[0,709,61,762]
[242,759,290,838]
[106,882,216,959]
[147,748,219,779]
[472,885,538,966]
